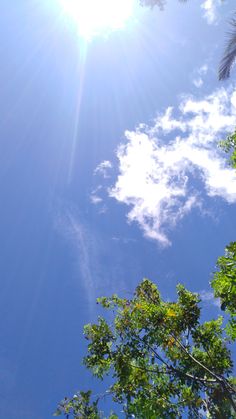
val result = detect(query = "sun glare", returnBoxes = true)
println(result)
[60,0,135,39]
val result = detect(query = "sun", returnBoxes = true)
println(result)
[60,0,135,39]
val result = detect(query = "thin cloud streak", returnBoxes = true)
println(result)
[56,211,98,308]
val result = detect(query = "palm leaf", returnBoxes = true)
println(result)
[219,16,236,80]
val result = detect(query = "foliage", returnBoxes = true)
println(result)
[55,279,236,418]
[215,137,236,338]
[54,390,118,419]
[212,242,236,340]
[219,130,236,169]
[54,391,100,418]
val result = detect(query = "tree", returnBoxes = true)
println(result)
[214,137,236,339]
[219,130,236,168]
[55,279,236,418]
[54,391,102,419]
[212,242,236,341]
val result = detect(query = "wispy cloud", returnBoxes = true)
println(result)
[201,0,221,25]
[95,87,236,246]
[56,210,127,305]
[90,188,108,213]
[90,186,108,212]
[192,64,208,88]
[199,290,220,308]
[56,212,98,308]
[94,160,113,178]
[90,194,103,205]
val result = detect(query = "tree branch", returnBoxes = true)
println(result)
[129,362,217,385]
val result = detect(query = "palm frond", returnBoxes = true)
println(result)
[219,17,236,80]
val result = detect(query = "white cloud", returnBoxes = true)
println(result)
[104,87,236,246]
[201,0,220,24]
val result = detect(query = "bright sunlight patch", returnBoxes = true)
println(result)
[60,0,135,39]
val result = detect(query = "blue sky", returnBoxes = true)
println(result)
[0,1,236,417]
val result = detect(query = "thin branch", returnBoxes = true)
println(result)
[171,333,225,383]
[136,335,170,369]
[132,334,219,386]
[129,362,217,385]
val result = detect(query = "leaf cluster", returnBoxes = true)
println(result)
[219,131,236,169]
[54,391,100,418]
[212,242,236,340]
[54,390,118,419]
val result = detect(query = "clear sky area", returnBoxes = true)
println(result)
[0,1,236,417]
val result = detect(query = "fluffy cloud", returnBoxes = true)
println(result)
[99,87,236,246]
